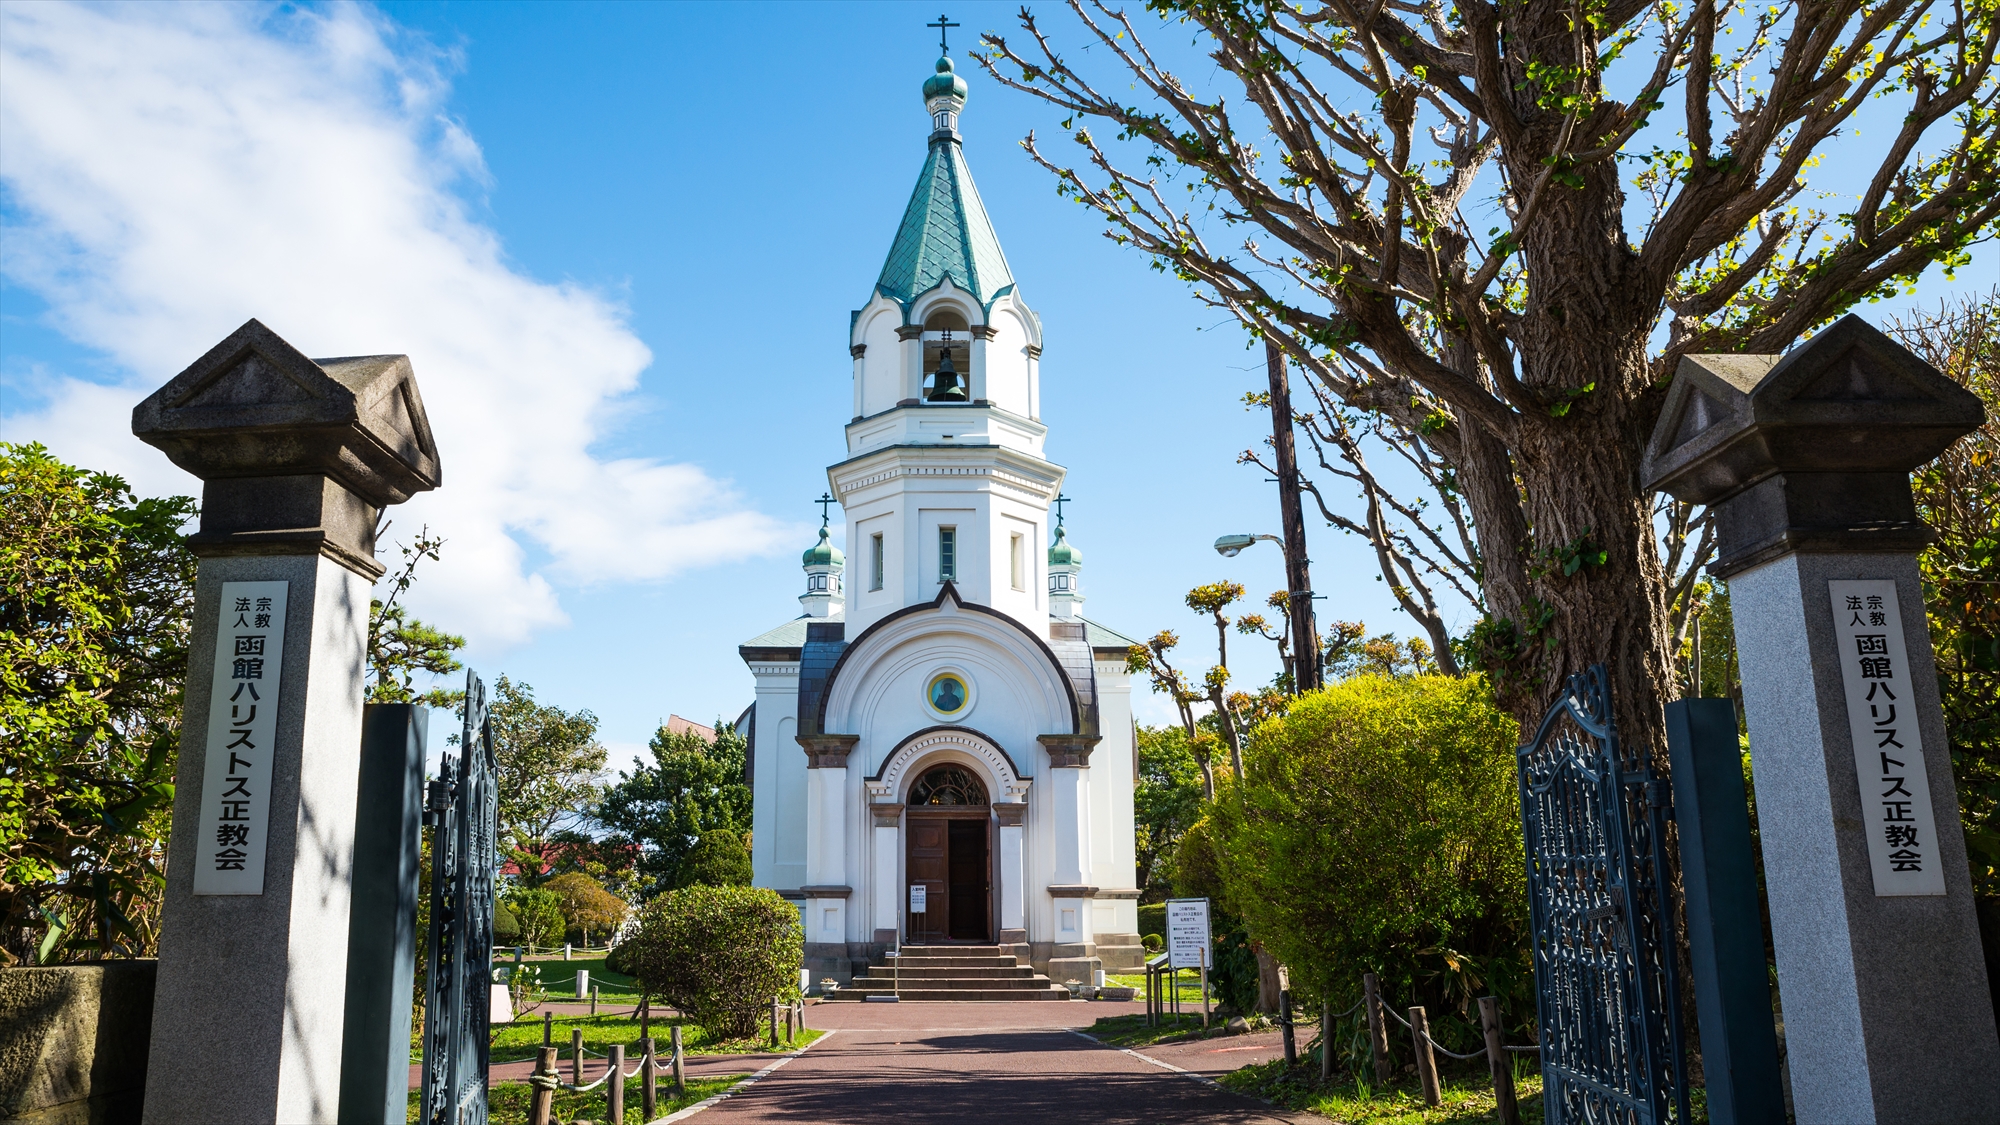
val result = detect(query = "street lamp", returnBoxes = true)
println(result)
[1213,533,1282,558]
[1212,533,1320,691]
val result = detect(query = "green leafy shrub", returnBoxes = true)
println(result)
[624,884,802,1039]
[1141,933,1162,953]
[544,871,628,945]
[493,902,521,944]
[1136,902,1165,942]
[604,940,635,978]
[675,829,753,889]
[1211,673,1529,1052]
[504,886,566,948]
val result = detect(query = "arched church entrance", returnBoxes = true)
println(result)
[905,764,992,943]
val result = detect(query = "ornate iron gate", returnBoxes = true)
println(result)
[1518,665,1689,1124]
[420,669,497,1125]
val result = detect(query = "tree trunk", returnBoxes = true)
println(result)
[1252,941,1283,1014]
[1266,340,1320,692]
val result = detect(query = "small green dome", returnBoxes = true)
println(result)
[803,525,843,567]
[923,56,968,102]
[1047,524,1081,566]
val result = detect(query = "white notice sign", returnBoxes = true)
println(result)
[909,884,927,913]
[1828,580,1945,896]
[1166,898,1210,971]
[192,581,289,895]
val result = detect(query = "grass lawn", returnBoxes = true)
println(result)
[1219,1057,1547,1125]
[479,1011,824,1065]
[1106,971,1212,1004]
[406,1074,740,1125]
[1080,1010,1241,1049]
[507,953,641,1000]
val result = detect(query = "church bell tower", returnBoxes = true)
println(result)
[833,53,1064,639]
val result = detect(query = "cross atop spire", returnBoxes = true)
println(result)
[1054,493,1072,528]
[927,13,960,54]
[816,492,836,527]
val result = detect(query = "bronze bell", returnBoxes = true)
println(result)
[929,336,969,402]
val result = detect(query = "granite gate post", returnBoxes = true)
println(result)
[132,319,441,1124]
[1641,314,1998,1123]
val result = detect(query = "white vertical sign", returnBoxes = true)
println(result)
[909,884,927,913]
[1166,897,1210,971]
[1828,580,1946,896]
[192,581,289,895]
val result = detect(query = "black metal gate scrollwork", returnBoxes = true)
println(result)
[1518,665,1689,1124]
[420,669,496,1125]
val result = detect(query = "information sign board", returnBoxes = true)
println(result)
[1166,898,1210,971]
[910,884,928,913]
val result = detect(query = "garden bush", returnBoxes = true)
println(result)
[503,886,566,948]
[1211,673,1530,1048]
[623,884,802,1038]
[675,829,753,889]
[544,872,627,945]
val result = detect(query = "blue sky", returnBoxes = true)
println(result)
[3,2,1991,770]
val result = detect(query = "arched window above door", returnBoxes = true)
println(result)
[910,764,987,807]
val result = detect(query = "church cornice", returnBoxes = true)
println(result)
[828,442,1064,504]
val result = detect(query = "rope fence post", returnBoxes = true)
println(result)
[1278,965,1297,1065]
[1362,973,1391,1087]
[785,997,795,1043]
[528,1046,559,1125]
[769,996,781,1047]
[571,1027,584,1087]
[1320,998,1334,1083]
[607,1044,625,1125]
[671,1025,686,1094]
[639,995,650,1040]
[591,985,598,1016]
[1409,1006,1441,1107]
[641,1037,657,1121]
[1479,996,1521,1125]
[543,1011,552,1048]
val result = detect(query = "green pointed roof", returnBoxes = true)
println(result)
[875,75,1015,306]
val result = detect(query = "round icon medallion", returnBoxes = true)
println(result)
[927,672,969,716]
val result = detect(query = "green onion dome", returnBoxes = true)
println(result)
[1047,524,1081,566]
[803,525,843,567]
[923,56,968,102]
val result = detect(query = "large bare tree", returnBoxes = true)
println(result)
[981,0,1999,754]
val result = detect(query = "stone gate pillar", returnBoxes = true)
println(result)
[1642,315,1998,1124]
[131,319,440,1124]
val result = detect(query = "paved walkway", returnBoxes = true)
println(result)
[688,1001,1311,1124]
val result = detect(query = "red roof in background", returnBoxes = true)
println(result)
[501,838,640,877]
[665,714,716,742]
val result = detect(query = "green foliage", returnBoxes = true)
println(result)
[1135,726,1205,899]
[503,886,566,949]
[1137,902,1165,944]
[622,884,803,1039]
[365,527,464,708]
[596,722,752,898]
[1323,620,1439,680]
[489,677,608,880]
[1,443,196,964]
[493,902,521,943]
[543,871,628,944]
[675,829,753,890]
[1892,294,2000,895]
[1209,674,1530,1054]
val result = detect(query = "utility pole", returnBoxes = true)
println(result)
[1266,339,1320,692]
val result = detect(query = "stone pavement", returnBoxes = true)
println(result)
[687,1000,1313,1124]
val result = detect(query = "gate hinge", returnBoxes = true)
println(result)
[1645,779,1672,810]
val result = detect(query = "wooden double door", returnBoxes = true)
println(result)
[905,811,992,942]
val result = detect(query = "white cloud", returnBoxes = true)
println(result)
[0,1,790,647]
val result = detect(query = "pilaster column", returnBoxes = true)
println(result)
[799,734,859,964]
[1642,316,1999,1124]
[132,320,440,1125]
[970,324,995,403]
[1040,735,1099,966]
[896,324,923,404]
[995,803,1026,940]
[870,803,903,945]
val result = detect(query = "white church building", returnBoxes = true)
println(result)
[738,52,1142,987]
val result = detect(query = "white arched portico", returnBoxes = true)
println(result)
[864,726,1031,945]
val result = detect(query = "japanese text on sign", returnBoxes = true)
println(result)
[192,581,288,895]
[1828,580,1945,896]
[1166,898,1210,971]
[909,884,928,913]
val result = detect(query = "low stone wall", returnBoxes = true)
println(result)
[0,962,155,1125]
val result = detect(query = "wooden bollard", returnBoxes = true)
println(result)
[1362,973,1392,1087]
[572,1027,585,1087]
[770,996,781,1047]
[784,998,795,1042]
[640,1036,657,1120]
[543,1010,553,1048]
[1278,965,1296,1066]
[671,1025,686,1093]
[639,995,650,1039]
[528,1046,559,1125]
[591,984,599,1016]
[1320,998,1334,1083]
[1479,995,1521,1125]
[607,1044,625,1125]
[1409,1006,1441,1107]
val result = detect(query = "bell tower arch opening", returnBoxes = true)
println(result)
[922,307,972,403]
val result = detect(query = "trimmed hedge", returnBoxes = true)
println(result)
[623,884,802,1039]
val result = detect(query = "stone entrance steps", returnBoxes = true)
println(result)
[824,945,1071,1002]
